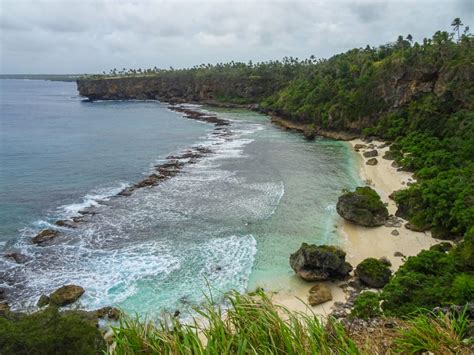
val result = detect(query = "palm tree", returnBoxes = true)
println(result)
[451,18,463,41]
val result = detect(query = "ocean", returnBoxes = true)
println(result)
[0,79,359,318]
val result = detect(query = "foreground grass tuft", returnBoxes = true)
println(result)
[111,290,360,354]
[394,308,473,354]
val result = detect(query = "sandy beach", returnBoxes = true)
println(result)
[270,138,440,315]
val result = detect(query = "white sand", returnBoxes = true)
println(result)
[270,138,440,315]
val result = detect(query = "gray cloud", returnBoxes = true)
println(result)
[0,0,472,74]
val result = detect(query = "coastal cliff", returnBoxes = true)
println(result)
[77,58,472,137]
[77,72,283,103]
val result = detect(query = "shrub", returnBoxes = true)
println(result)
[351,292,381,319]
[0,307,106,355]
[381,230,474,316]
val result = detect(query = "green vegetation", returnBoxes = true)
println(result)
[351,292,382,319]
[1,291,471,354]
[0,307,106,355]
[356,258,392,288]
[111,290,472,354]
[344,187,388,214]
[394,308,472,354]
[112,290,360,354]
[381,228,474,316]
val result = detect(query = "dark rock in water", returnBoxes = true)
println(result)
[366,158,378,166]
[289,243,353,281]
[55,220,77,228]
[118,187,134,196]
[391,229,400,236]
[4,252,29,264]
[363,150,378,158]
[37,295,50,307]
[303,126,316,140]
[308,284,332,306]
[173,310,181,318]
[430,242,453,253]
[32,229,59,245]
[355,258,392,288]
[336,187,389,227]
[49,285,85,307]
[134,174,164,188]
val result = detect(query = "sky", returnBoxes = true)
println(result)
[0,0,473,74]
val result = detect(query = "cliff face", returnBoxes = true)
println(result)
[76,59,472,137]
[77,74,278,103]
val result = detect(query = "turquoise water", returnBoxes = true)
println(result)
[0,80,359,318]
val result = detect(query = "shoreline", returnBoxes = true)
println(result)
[269,137,440,316]
[270,116,359,141]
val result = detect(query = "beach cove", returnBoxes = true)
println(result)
[1,79,361,318]
[269,134,441,316]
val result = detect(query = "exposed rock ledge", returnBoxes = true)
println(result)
[271,116,359,141]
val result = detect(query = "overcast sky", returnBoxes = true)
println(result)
[0,0,472,74]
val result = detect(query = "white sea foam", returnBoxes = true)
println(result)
[6,112,282,318]
[325,204,337,212]
[57,182,130,218]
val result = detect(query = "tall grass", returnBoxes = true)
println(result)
[394,307,472,354]
[110,290,472,354]
[110,290,360,354]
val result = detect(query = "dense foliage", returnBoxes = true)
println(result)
[381,229,474,316]
[0,307,106,355]
[351,292,382,319]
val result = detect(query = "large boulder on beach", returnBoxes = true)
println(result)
[49,285,85,307]
[366,158,378,166]
[355,258,392,288]
[308,284,333,306]
[32,229,59,245]
[336,187,389,227]
[354,144,366,151]
[290,243,352,281]
[363,149,378,158]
